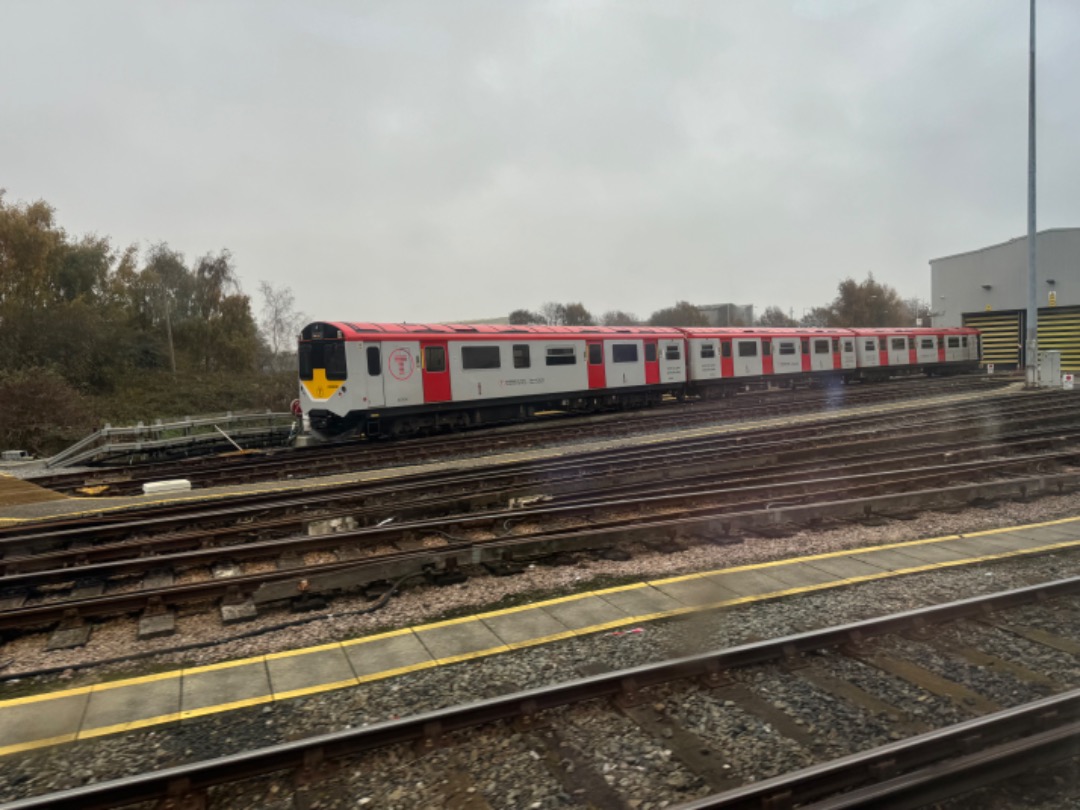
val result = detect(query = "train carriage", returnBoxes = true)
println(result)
[298,321,982,440]
[681,327,857,396]
[849,328,980,380]
[299,322,687,438]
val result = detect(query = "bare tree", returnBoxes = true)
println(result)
[259,281,306,370]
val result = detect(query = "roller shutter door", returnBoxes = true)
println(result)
[962,311,1021,369]
[1037,306,1080,372]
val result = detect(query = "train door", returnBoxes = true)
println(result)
[420,340,452,402]
[840,337,857,369]
[887,335,908,366]
[761,339,774,375]
[587,340,606,389]
[811,337,832,371]
[376,341,424,408]
[362,343,386,408]
[720,340,734,377]
[773,338,800,374]
[734,338,762,377]
[643,339,660,384]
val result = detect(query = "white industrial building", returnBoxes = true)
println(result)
[930,228,1080,370]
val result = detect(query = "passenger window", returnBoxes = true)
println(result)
[843,341,854,352]
[325,342,347,380]
[778,342,796,356]
[588,344,603,365]
[645,343,657,362]
[665,344,681,361]
[613,344,638,363]
[962,336,968,348]
[513,344,530,369]
[546,346,576,366]
[462,346,501,369]
[921,338,935,350]
[700,343,716,359]
[738,341,758,358]
[424,346,446,372]
[366,346,381,376]
[864,340,875,352]
[814,339,829,354]
[891,338,906,351]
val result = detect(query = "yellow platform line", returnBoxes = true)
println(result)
[0,520,1076,757]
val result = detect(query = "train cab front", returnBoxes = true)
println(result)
[298,322,358,439]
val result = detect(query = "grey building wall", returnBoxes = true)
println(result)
[697,303,754,326]
[930,228,1080,326]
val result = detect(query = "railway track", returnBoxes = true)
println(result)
[29,375,1013,497]
[5,577,1077,809]
[3,389,1079,641]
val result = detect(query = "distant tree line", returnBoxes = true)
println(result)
[0,190,304,452]
[510,276,928,330]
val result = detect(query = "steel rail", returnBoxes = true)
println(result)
[670,695,1080,809]
[4,427,1074,580]
[3,470,1078,633]
[2,576,1076,810]
[29,377,1025,496]
[2,389,1069,549]
[2,446,1075,589]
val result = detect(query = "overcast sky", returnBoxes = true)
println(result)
[2,0,1078,324]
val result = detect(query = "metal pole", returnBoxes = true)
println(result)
[1025,0,1038,385]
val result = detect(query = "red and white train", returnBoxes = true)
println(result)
[298,322,980,439]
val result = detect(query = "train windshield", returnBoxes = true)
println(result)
[298,340,347,381]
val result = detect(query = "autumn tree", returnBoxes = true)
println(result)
[757,306,797,327]
[509,308,545,325]
[648,301,709,327]
[561,302,595,326]
[828,274,908,327]
[601,310,639,326]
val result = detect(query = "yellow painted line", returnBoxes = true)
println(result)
[0,733,79,758]
[340,626,414,647]
[272,677,360,702]
[179,694,274,721]
[264,641,344,661]
[0,683,99,707]
[1,526,1076,757]
[432,645,512,667]
[355,660,439,684]
[181,654,267,676]
[77,712,182,740]
[505,630,579,650]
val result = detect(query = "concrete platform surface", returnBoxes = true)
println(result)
[0,514,1077,758]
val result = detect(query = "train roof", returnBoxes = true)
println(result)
[678,327,852,336]
[301,322,686,341]
[847,327,978,335]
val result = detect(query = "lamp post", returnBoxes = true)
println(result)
[1025,0,1038,385]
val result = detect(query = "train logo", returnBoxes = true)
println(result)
[388,348,415,381]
